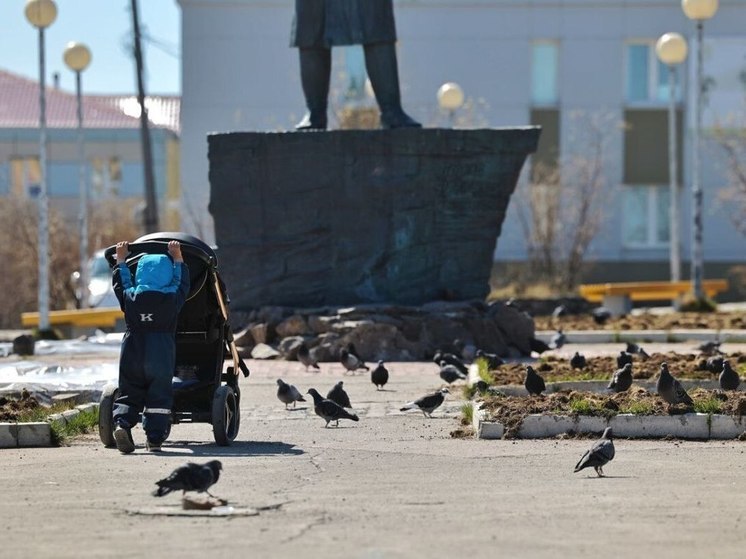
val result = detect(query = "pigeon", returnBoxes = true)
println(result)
[433,351,468,376]
[439,361,467,385]
[697,340,722,356]
[706,356,725,375]
[656,362,694,406]
[574,428,615,477]
[306,388,359,427]
[346,342,362,360]
[591,307,612,325]
[371,360,389,390]
[552,304,567,319]
[340,348,369,373]
[551,329,566,349]
[616,351,633,369]
[153,460,222,497]
[400,388,449,417]
[524,365,546,396]
[607,363,633,393]
[297,342,320,371]
[475,349,504,369]
[570,352,587,370]
[625,342,650,360]
[327,381,352,408]
[529,337,551,355]
[276,379,306,409]
[719,360,741,391]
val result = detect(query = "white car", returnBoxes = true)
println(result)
[71,249,119,308]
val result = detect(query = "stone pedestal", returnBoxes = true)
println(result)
[209,128,539,310]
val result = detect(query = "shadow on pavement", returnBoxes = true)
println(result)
[159,440,305,457]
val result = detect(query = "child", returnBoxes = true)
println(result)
[112,240,190,453]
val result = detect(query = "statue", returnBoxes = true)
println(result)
[290,0,421,130]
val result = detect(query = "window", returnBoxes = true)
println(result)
[622,185,670,247]
[626,42,684,103]
[531,41,559,105]
[9,157,41,197]
[91,157,122,196]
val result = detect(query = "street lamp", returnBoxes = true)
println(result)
[682,0,718,302]
[64,41,92,308]
[437,82,465,127]
[24,0,57,333]
[655,32,688,294]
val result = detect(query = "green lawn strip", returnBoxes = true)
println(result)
[15,401,99,446]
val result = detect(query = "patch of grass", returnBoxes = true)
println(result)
[619,400,656,415]
[567,397,599,415]
[475,358,493,384]
[50,408,99,445]
[679,297,717,313]
[15,402,76,423]
[694,396,723,415]
[460,402,474,426]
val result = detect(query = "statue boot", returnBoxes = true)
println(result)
[364,42,421,129]
[296,48,331,130]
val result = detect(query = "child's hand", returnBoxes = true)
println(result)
[168,240,183,262]
[115,241,129,263]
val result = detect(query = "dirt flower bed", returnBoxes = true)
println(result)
[0,391,42,421]
[477,387,746,438]
[534,311,744,331]
[483,351,746,386]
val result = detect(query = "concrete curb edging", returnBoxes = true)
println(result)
[472,410,746,440]
[534,328,746,344]
[0,402,99,449]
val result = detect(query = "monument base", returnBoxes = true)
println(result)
[209,127,540,310]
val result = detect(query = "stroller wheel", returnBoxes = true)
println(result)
[212,385,240,446]
[98,384,119,448]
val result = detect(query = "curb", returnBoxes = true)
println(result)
[472,410,746,440]
[0,402,99,448]
[534,329,746,344]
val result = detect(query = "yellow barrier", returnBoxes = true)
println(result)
[579,279,729,303]
[21,307,124,329]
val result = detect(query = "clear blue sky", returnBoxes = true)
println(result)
[1,0,180,94]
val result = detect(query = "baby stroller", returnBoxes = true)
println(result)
[98,232,250,446]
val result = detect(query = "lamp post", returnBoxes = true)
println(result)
[655,32,688,295]
[437,82,465,127]
[24,0,57,333]
[682,0,718,301]
[64,42,92,308]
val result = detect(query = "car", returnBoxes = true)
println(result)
[71,249,119,308]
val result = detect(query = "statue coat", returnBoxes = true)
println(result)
[291,0,397,48]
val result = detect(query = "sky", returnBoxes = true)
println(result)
[1,0,180,95]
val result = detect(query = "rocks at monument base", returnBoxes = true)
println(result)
[230,300,535,362]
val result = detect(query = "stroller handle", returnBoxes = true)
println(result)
[104,240,215,268]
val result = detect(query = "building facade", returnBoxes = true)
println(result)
[178,0,746,285]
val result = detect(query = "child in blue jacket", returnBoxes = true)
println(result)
[112,240,190,453]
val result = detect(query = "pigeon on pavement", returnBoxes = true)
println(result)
[276,379,306,409]
[476,349,504,369]
[574,428,615,477]
[433,351,468,376]
[656,362,694,406]
[400,388,449,417]
[719,360,741,391]
[153,460,222,497]
[307,388,359,427]
[551,329,566,349]
[371,360,389,390]
[439,361,467,385]
[616,351,634,369]
[697,340,722,356]
[297,342,320,371]
[608,363,633,393]
[327,381,352,408]
[705,356,725,374]
[340,349,369,373]
[570,352,587,370]
[625,342,650,360]
[524,365,546,396]
[591,307,612,325]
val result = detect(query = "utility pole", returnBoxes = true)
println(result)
[130,0,159,233]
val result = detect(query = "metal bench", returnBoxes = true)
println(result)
[21,307,124,338]
[579,279,729,316]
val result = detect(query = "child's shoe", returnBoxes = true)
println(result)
[114,425,135,454]
[145,439,162,452]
